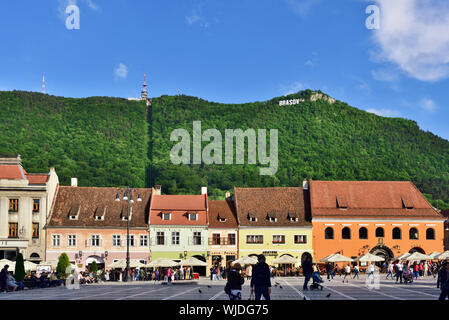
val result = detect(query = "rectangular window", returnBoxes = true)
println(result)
[9,199,19,212]
[212,233,221,245]
[294,235,307,244]
[140,235,148,246]
[112,235,121,247]
[33,199,40,212]
[246,235,263,244]
[228,233,236,246]
[189,213,198,221]
[157,232,165,245]
[91,235,100,247]
[32,223,39,238]
[162,213,171,221]
[8,223,18,238]
[127,235,135,247]
[273,235,286,244]
[52,234,61,247]
[193,232,202,245]
[68,235,77,247]
[171,232,180,245]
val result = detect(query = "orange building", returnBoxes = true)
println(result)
[310,180,446,263]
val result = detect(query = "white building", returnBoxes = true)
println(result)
[0,156,58,263]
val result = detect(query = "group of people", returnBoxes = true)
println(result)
[0,265,64,292]
[210,266,226,281]
[226,254,272,300]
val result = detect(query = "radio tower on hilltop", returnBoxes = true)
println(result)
[141,74,148,100]
[42,73,46,94]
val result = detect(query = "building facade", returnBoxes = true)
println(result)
[46,186,151,269]
[148,186,209,275]
[208,198,238,270]
[311,180,446,263]
[234,187,314,266]
[0,156,58,263]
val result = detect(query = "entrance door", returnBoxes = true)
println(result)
[192,255,207,276]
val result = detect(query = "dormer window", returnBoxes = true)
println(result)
[94,206,106,221]
[287,213,299,222]
[162,213,171,221]
[68,204,80,220]
[95,216,104,221]
[217,213,227,222]
[189,213,198,221]
[336,195,348,209]
[266,212,277,222]
[401,195,414,209]
[247,212,257,222]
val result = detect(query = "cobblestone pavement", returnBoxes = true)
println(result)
[0,276,441,300]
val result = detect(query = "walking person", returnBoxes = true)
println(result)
[326,263,334,280]
[250,254,271,300]
[386,262,394,280]
[353,265,360,279]
[395,261,404,284]
[302,258,313,290]
[246,264,252,281]
[166,268,172,286]
[225,263,244,300]
[437,261,449,300]
[343,264,351,283]
[367,263,375,279]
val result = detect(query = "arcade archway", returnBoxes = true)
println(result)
[370,246,394,264]
[192,255,206,276]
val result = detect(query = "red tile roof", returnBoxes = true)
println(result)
[149,194,208,226]
[48,186,151,228]
[234,187,311,227]
[310,180,443,219]
[0,165,27,180]
[208,200,238,228]
[26,174,49,185]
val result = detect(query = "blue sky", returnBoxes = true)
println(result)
[1,0,449,139]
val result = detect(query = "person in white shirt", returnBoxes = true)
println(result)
[343,264,351,283]
[367,263,375,279]
[353,265,360,279]
[396,261,404,283]
[386,262,394,280]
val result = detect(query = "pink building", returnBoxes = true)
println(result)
[46,186,151,270]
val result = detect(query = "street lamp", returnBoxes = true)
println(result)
[115,187,142,282]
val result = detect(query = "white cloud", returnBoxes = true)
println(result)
[280,82,305,95]
[370,0,449,82]
[114,63,128,79]
[420,98,437,112]
[185,14,209,27]
[371,68,399,82]
[304,60,315,67]
[366,108,401,117]
[285,0,321,17]
[85,0,99,11]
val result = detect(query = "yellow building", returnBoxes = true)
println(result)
[234,186,314,267]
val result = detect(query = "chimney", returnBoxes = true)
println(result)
[302,179,309,190]
[201,187,208,195]
[71,178,78,187]
[154,185,162,195]
[225,192,231,199]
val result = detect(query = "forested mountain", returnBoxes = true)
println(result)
[1,90,449,209]
[0,91,149,188]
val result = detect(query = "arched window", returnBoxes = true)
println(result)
[392,227,402,240]
[342,227,351,240]
[325,227,334,240]
[409,228,419,240]
[359,227,368,239]
[375,227,385,238]
[426,228,435,240]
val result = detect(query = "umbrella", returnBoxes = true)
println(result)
[320,253,336,263]
[0,259,15,270]
[108,259,147,268]
[180,257,207,267]
[147,258,178,268]
[272,255,299,264]
[40,260,76,269]
[395,253,411,260]
[23,261,38,271]
[325,254,354,263]
[406,252,431,261]
[358,253,385,262]
[233,256,258,265]
[437,251,449,260]
[429,252,441,260]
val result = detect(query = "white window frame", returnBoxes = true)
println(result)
[246,235,263,244]
[52,234,61,247]
[193,231,202,245]
[171,231,180,245]
[67,234,77,247]
[189,213,198,221]
[140,234,148,246]
[112,234,122,247]
[156,231,165,245]
[91,234,100,247]
[294,235,307,244]
[162,213,171,221]
[272,234,285,244]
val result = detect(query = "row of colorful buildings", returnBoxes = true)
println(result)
[1,156,448,276]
